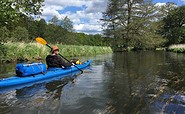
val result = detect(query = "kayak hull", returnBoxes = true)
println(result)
[0,60,92,88]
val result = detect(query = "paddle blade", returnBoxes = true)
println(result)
[36,37,47,45]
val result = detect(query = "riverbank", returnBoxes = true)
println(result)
[168,44,185,53]
[0,42,113,63]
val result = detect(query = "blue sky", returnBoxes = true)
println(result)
[40,0,185,34]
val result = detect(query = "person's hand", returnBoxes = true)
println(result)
[76,60,81,64]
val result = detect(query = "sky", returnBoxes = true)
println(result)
[40,0,185,35]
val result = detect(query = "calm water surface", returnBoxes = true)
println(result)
[1,51,185,114]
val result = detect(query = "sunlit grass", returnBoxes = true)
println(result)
[168,44,185,53]
[1,42,112,62]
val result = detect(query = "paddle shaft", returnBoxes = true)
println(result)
[46,44,83,73]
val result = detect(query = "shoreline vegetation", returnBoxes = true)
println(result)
[0,42,113,63]
[167,44,185,53]
[1,42,184,63]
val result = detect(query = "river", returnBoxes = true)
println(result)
[0,51,185,114]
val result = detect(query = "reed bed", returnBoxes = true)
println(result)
[0,42,112,62]
[168,44,185,53]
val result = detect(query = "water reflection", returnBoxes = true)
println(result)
[1,52,185,114]
[0,76,76,114]
[152,93,185,114]
[102,51,185,113]
[103,52,162,113]
[0,63,16,78]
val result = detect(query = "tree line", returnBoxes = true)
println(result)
[0,15,111,46]
[101,0,185,50]
[0,1,111,46]
[0,0,184,51]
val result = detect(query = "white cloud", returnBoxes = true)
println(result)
[154,2,166,6]
[42,7,61,17]
[85,0,108,13]
[154,0,185,6]
[180,0,185,2]
[74,23,102,34]
[41,0,109,34]
[45,0,86,7]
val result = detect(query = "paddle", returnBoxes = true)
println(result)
[35,37,83,74]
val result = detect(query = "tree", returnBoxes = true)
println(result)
[161,5,185,45]
[128,0,167,49]
[0,0,44,26]
[11,26,29,42]
[0,26,10,43]
[37,19,47,37]
[102,0,144,48]
[44,23,69,44]
[60,16,74,32]
[155,2,176,20]
[49,16,74,32]
[101,0,167,50]
[49,16,59,26]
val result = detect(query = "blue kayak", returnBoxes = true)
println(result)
[0,60,92,88]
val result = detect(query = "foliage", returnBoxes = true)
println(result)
[11,26,29,42]
[161,5,185,46]
[44,23,69,44]
[0,0,44,27]
[49,16,74,32]
[155,2,176,20]
[0,15,111,47]
[0,26,10,43]
[60,16,74,32]
[101,0,175,50]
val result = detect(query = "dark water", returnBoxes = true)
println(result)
[1,51,185,114]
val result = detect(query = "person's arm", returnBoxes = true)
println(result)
[56,55,72,67]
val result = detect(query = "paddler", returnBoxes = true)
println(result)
[46,46,81,68]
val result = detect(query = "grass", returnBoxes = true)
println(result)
[168,44,185,53]
[0,42,113,63]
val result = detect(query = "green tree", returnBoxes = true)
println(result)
[49,16,59,26]
[101,0,167,50]
[11,26,29,42]
[44,23,68,44]
[155,2,176,20]
[0,26,10,43]
[15,16,38,40]
[102,0,144,48]
[49,16,74,32]
[37,19,47,37]
[0,27,10,59]
[161,5,185,45]
[60,16,74,32]
[0,0,44,26]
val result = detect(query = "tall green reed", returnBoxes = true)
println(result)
[1,42,112,63]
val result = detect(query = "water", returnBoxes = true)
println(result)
[1,51,185,114]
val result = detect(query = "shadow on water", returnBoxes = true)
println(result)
[1,52,185,114]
